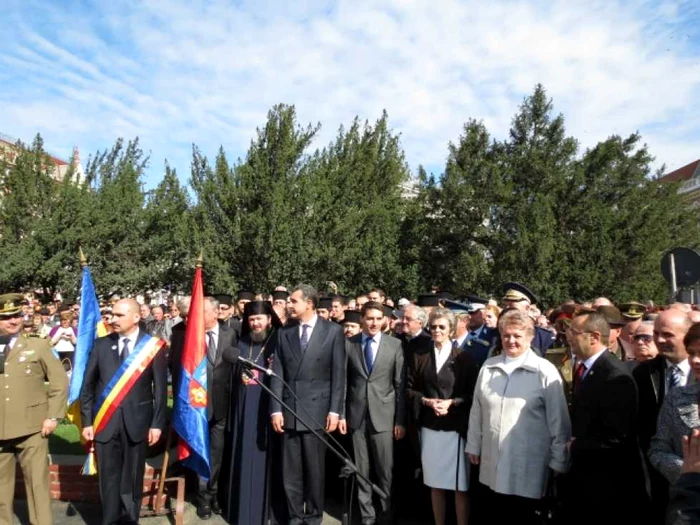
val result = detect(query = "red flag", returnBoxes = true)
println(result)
[172,264,210,478]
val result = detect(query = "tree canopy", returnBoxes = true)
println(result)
[1,86,696,306]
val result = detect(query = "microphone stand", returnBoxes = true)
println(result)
[239,365,387,525]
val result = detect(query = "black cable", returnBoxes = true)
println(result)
[267,365,353,461]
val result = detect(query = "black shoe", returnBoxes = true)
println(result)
[211,500,222,515]
[197,505,212,520]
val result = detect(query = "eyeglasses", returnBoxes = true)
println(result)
[633,334,653,343]
[430,324,449,331]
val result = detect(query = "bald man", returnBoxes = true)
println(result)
[633,309,693,523]
[591,297,613,308]
[80,299,168,525]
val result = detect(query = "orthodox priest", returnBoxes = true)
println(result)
[221,301,284,525]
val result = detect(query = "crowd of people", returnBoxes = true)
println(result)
[3,282,700,525]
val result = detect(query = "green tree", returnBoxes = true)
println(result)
[232,104,320,291]
[82,138,150,295]
[142,162,194,292]
[305,112,414,297]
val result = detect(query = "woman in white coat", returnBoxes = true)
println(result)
[466,309,571,524]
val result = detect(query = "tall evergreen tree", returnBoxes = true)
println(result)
[82,138,150,295]
[143,162,194,292]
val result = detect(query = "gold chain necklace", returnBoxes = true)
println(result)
[241,334,269,385]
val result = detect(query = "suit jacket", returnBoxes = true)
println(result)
[400,331,432,362]
[649,382,700,484]
[80,331,167,443]
[568,350,647,512]
[0,335,68,440]
[206,323,238,421]
[270,317,346,431]
[632,355,668,453]
[344,333,406,432]
[406,344,477,437]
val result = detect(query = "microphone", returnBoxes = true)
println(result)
[237,355,274,376]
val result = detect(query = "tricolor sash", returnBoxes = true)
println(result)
[93,334,165,435]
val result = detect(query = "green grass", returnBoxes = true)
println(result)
[49,394,175,456]
[49,421,85,455]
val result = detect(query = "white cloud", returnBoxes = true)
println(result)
[0,0,698,185]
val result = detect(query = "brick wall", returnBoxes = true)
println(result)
[15,463,163,506]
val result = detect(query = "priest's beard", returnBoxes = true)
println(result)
[250,329,269,343]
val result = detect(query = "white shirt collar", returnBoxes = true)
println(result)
[455,333,468,347]
[303,314,318,329]
[667,357,691,376]
[118,328,139,344]
[362,332,381,345]
[206,323,220,338]
[582,348,607,371]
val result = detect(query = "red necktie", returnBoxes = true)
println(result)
[574,362,586,394]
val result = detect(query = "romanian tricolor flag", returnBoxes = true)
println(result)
[67,264,109,436]
[172,263,210,480]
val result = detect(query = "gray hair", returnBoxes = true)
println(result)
[406,305,428,328]
[292,284,319,309]
[429,308,456,334]
[176,296,191,317]
[204,296,220,310]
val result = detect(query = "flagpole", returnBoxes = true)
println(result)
[155,250,204,513]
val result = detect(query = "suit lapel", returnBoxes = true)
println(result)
[354,337,369,377]
[370,335,389,377]
[286,326,303,379]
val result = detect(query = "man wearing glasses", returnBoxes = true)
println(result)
[0,293,68,525]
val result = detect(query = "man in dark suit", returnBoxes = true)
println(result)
[340,301,406,525]
[80,299,167,525]
[270,284,346,525]
[565,310,649,525]
[495,282,555,356]
[196,296,238,519]
[633,309,692,522]
[400,304,431,360]
[395,304,431,519]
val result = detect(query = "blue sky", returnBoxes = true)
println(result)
[2,0,699,189]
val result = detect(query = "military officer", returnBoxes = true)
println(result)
[0,293,68,525]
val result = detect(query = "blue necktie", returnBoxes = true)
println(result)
[300,324,310,351]
[364,337,374,373]
[669,365,681,390]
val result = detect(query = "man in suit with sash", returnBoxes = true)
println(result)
[340,301,405,525]
[270,284,345,525]
[80,299,167,525]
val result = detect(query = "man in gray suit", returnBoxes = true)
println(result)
[271,284,346,525]
[340,301,406,525]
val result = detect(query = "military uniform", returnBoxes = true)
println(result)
[0,294,68,525]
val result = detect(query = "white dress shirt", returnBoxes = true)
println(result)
[580,348,608,380]
[434,340,452,373]
[118,329,140,357]
[206,323,219,349]
[298,314,319,342]
[362,332,381,368]
[666,358,691,390]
